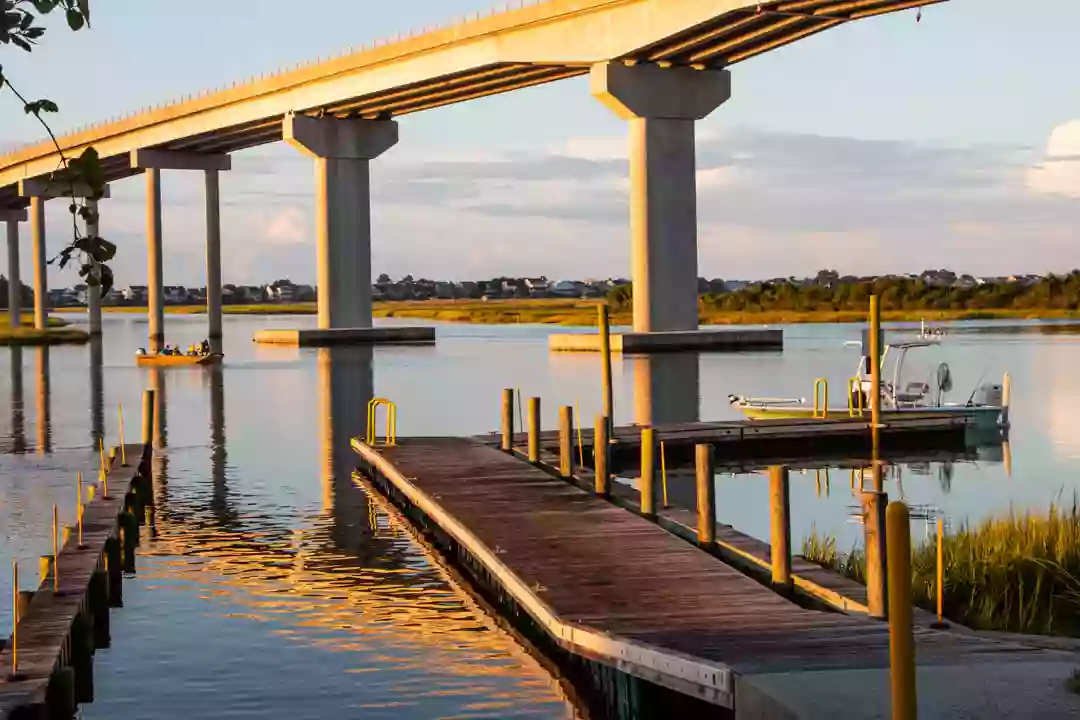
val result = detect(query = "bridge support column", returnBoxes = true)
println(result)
[132,149,232,355]
[19,181,112,333]
[84,198,102,336]
[2,209,27,328]
[146,169,164,352]
[284,113,398,331]
[591,62,731,333]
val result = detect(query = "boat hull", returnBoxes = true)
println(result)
[136,353,222,367]
[735,404,1004,429]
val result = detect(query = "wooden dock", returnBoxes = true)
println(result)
[354,437,1080,719]
[0,443,151,720]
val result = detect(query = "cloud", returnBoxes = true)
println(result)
[16,120,1080,289]
[1026,119,1080,199]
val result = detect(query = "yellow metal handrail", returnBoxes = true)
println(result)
[813,378,828,419]
[366,398,398,447]
[847,376,865,417]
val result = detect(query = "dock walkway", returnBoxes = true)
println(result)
[355,437,1080,719]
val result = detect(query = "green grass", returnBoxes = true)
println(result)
[48,299,1080,326]
[802,503,1080,636]
[0,313,85,345]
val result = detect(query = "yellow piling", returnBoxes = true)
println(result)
[77,471,85,548]
[516,386,524,442]
[769,466,792,592]
[886,501,917,720]
[640,427,656,519]
[594,414,610,498]
[869,296,882,464]
[527,397,541,463]
[118,402,127,466]
[598,305,614,437]
[52,503,59,594]
[695,444,716,547]
[660,440,668,508]
[575,399,584,467]
[501,389,514,452]
[11,561,18,678]
[932,517,949,629]
[558,405,574,478]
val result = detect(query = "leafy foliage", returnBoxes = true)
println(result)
[702,272,1080,316]
[1,0,112,294]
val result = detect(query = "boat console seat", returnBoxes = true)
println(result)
[894,381,930,405]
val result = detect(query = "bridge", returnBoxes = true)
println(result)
[0,0,945,349]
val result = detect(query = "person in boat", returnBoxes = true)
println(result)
[200,339,210,356]
[136,347,147,356]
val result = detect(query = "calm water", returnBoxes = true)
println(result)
[1,313,1077,717]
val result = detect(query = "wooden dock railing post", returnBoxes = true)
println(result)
[527,397,541,464]
[640,427,656,519]
[931,517,949,629]
[886,501,917,720]
[10,560,18,679]
[695,444,715,547]
[501,388,514,452]
[863,488,889,619]
[769,466,792,592]
[558,405,574,478]
[594,414,610,497]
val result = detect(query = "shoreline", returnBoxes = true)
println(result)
[48,300,1080,327]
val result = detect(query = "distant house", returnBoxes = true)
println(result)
[482,281,504,299]
[102,289,124,305]
[163,285,189,304]
[457,281,481,299]
[124,285,148,304]
[49,288,79,307]
[294,284,315,302]
[524,278,549,297]
[188,287,207,303]
[236,285,265,303]
[549,280,583,298]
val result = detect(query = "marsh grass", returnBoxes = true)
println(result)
[802,503,1080,636]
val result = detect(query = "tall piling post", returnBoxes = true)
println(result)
[594,415,610,497]
[769,466,792,592]
[558,405,574,478]
[527,397,541,464]
[863,489,888,619]
[887,501,917,720]
[599,305,615,438]
[695,444,715,547]
[119,402,128,466]
[501,388,514,452]
[640,427,656,519]
[10,560,19,679]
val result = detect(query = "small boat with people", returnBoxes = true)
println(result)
[728,335,1009,431]
[135,340,222,368]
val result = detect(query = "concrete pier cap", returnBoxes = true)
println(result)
[590,62,731,121]
[283,112,399,160]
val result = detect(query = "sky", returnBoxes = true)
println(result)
[2,0,1080,287]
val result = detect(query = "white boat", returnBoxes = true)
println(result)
[729,339,1009,431]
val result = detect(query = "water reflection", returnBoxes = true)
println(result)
[630,352,700,426]
[206,365,231,526]
[35,345,50,454]
[8,346,26,453]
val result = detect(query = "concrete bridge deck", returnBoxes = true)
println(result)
[354,436,1080,718]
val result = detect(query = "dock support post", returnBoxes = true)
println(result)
[146,168,165,353]
[558,406,574,478]
[500,389,514,452]
[594,415,610,497]
[47,666,76,719]
[640,427,656,519]
[527,397,541,463]
[89,568,110,648]
[599,304,614,435]
[5,213,24,329]
[695,444,715,547]
[863,490,889,619]
[769,466,792,592]
[886,501,917,720]
[72,610,94,703]
[104,537,122,607]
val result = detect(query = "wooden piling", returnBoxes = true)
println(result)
[863,490,889,619]
[594,415,610,498]
[119,512,138,572]
[599,305,614,437]
[558,406,574,479]
[89,569,111,649]
[501,389,514,452]
[104,537,122,607]
[119,402,128,466]
[72,611,94,703]
[695,444,716,547]
[10,561,18,680]
[46,666,75,719]
[869,296,882,460]
[527,397,541,464]
[640,427,656,519]
[769,466,792,592]
[886,501,917,720]
[141,389,155,448]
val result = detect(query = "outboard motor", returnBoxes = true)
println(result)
[973,382,1003,407]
